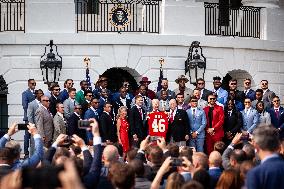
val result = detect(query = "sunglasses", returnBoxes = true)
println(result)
[67,83,74,85]
[86,95,93,97]
[244,102,251,104]
[230,83,237,85]
[262,83,268,85]
[30,83,36,86]
[93,102,99,104]
[273,100,280,102]
[197,82,204,85]
[209,98,216,100]
[42,100,50,102]
[191,100,198,103]
[53,88,60,91]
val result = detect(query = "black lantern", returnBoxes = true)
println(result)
[185,41,206,85]
[40,40,62,85]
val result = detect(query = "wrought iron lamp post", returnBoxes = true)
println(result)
[184,41,206,85]
[40,40,62,85]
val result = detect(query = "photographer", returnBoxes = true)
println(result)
[0,123,44,170]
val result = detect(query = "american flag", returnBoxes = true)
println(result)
[157,58,164,92]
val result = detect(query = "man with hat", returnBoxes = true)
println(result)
[92,76,110,99]
[173,75,193,104]
[138,77,156,100]
[212,76,228,105]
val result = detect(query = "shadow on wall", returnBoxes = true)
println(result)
[222,69,255,91]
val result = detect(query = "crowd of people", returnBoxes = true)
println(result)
[0,74,284,188]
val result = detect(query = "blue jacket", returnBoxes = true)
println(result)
[84,108,101,121]
[58,88,69,103]
[241,108,260,134]
[0,134,44,170]
[186,108,207,138]
[213,87,228,105]
[268,106,284,138]
[22,89,35,121]
[246,155,284,189]
[208,167,222,189]
[245,89,256,101]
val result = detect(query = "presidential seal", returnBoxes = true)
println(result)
[109,5,131,29]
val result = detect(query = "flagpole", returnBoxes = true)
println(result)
[157,58,164,92]
[84,57,92,91]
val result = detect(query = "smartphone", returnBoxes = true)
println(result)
[17,123,28,130]
[170,157,183,167]
[61,136,74,147]
[149,136,159,142]
[241,134,249,141]
[78,120,91,129]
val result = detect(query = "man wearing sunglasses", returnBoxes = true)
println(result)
[268,96,284,139]
[241,98,259,136]
[22,79,36,158]
[212,76,228,105]
[260,80,276,107]
[204,94,225,154]
[49,84,61,117]
[59,79,74,102]
[243,78,255,101]
[196,78,211,101]
[228,79,245,103]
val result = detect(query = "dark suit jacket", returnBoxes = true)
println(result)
[167,109,190,142]
[67,113,86,140]
[234,90,245,103]
[268,106,284,138]
[208,167,222,189]
[81,100,90,118]
[58,89,69,103]
[112,97,131,117]
[246,156,284,189]
[223,109,243,135]
[244,89,256,101]
[49,95,61,117]
[201,88,212,101]
[99,112,117,143]
[129,106,147,140]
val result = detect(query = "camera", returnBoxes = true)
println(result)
[170,157,183,167]
[241,133,249,141]
[78,120,91,129]
[17,123,28,130]
[149,136,159,142]
[61,136,74,147]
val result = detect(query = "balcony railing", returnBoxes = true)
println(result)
[204,2,261,38]
[76,0,161,33]
[0,0,25,32]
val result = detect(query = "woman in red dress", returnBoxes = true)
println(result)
[116,106,129,156]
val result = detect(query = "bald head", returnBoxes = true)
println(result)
[209,151,222,167]
[103,145,119,166]
[169,99,177,111]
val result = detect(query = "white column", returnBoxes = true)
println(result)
[26,0,75,33]
[242,0,279,8]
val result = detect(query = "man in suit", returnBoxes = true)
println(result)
[208,151,223,189]
[113,86,131,117]
[99,102,117,143]
[22,79,36,157]
[196,78,211,101]
[132,85,152,113]
[129,95,147,147]
[261,79,275,108]
[68,105,86,141]
[92,76,109,99]
[35,96,54,148]
[212,76,228,105]
[98,88,112,113]
[241,98,260,135]
[81,90,93,118]
[243,78,255,101]
[204,94,225,154]
[156,78,175,100]
[252,89,270,111]
[228,79,245,103]
[187,96,206,152]
[59,79,74,102]
[53,103,66,141]
[176,93,190,110]
[246,125,284,189]
[27,89,43,124]
[159,90,170,112]
[84,97,101,144]
[173,75,192,104]
[268,96,284,139]
[49,84,61,117]
[76,80,88,105]
[63,88,77,120]
[167,99,190,146]
[193,88,208,109]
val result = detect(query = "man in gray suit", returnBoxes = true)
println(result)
[53,103,66,141]
[35,95,54,147]
[241,98,260,135]
[27,89,43,124]
[63,88,77,120]
[193,88,208,109]
[186,96,207,152]
[260,80,275,109]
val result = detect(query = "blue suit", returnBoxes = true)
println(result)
[58,88,69,103]
[84,108,100,142]
[186,107,207,152]
[208,167,222,189]
[268,106,284,138]
[246,155,284,189]
[213,87,228,105]
[241,108,260,134]
[245,89,256,101]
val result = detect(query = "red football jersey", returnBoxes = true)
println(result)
[148,112,169,138]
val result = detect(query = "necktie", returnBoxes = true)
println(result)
[275,109,279,119]
[193,109,196,118]
[139,108,143,118]
[170,111,174,123]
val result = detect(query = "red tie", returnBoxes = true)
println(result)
[170,111,174,123]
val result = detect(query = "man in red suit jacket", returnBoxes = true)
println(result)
[204,94,225,154]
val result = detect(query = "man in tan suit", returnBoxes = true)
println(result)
[35,96,54,147]
[53,103,66,141]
